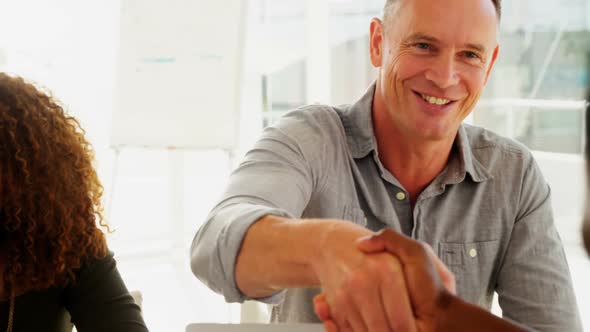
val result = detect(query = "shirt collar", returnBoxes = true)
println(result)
[340,83,378,159]
[445,125,493,184]
[340,82,492,184]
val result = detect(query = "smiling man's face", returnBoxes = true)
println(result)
[371,0,500,141]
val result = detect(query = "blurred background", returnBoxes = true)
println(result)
[0,0,588,331]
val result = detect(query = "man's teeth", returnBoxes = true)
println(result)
[421,94,451,105]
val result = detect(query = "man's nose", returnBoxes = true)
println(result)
[424,54,460,89]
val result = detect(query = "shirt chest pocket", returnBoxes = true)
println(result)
[439,240,501,306]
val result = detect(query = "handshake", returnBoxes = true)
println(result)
[311,229,530,332]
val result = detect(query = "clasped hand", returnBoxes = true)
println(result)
[311,223,455,332]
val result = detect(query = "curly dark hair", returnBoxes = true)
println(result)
[0,73,108,295]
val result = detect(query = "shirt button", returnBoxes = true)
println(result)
[395,192,406,201]
[469,248,477,258]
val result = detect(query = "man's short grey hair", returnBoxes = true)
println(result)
[383,0,502,21]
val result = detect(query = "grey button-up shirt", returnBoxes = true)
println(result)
[191,84,582,331]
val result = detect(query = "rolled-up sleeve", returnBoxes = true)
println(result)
[496,156,582,331]
[190,111,326,304]
[191,203,293,303]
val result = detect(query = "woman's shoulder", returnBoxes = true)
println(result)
[63,249,148,331]
[69,250,118,288]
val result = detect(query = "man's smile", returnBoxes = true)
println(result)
[412,90,459,114]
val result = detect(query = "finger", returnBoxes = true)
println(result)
[314,294,351,332]
[378,255,418,332]
[423,243,456,294]
[356,229,414,255]
[348,257,406,332]
[322,320,339,332]
[340,324,354,332]
[327,291,363,332]
[353,290,388,332]
[357,229,436,277]
[344,298,368,332]
[357,228,444,319]
[358,233,455,294]
[356,233,386,253]
[314,294,332,321]
[359,230,456,295]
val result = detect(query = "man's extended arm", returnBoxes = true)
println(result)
[190,112,417,331]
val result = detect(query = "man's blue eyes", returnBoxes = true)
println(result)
[415,43,431,50]
[413,44,481,60]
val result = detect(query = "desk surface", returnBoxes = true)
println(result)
[186,323,325,332]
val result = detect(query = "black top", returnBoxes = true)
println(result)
[0,251,149,332]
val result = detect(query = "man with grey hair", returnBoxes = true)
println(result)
[191,0,582,331]
[384,0,501,19]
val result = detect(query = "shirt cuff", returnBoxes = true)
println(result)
[216,204,293,304]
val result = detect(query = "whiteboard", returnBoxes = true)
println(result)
[111,0,246,149]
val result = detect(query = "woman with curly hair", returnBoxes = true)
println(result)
[0,73,148,332]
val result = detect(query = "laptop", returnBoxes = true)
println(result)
[186,323,325,332]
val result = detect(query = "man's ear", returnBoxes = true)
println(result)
[483,45,500,85]
[369,18,384,68]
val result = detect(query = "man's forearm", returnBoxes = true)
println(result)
[234,215,322,298]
